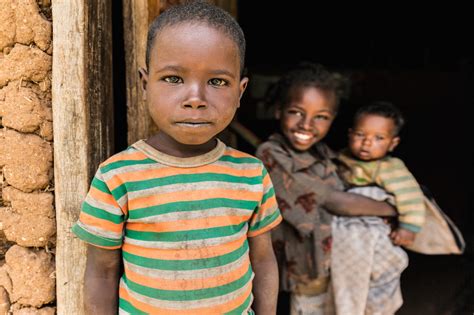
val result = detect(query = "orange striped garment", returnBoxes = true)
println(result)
[72,139,282,314]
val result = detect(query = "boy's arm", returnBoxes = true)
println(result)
[249,231,278,315]
[324,189,397,217]
[84,244,122,314]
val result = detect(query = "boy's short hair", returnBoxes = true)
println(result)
[264,62,350,112]
[354,101,405,135]
[146,1,246,73]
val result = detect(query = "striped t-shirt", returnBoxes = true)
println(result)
[339,151,426,233]
[72,139,282,314]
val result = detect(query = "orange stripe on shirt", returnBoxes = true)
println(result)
[89,187,121,208]
[107,164,261,191]
[123,256,250,290]
[101,151,148,167]
[119,282,252,314]
[126,215,250,233]
[128,188,261,210]
[248,215,282,238]
[122,234,246,260]
[79,212,123,234]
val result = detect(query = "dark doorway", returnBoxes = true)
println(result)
[237,3,473,314]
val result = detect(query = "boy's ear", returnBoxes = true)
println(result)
[138,68,148,100]
[238,77,249,100]
[389,136,400,152]
[348,128,353,136]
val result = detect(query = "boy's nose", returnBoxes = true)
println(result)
[182,83,207,109]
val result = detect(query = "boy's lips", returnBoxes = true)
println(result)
[175,120,213,127]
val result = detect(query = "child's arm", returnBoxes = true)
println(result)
[84,244,122,314]
[324,189,397,217]
[376,158,426,242]
[249,231,278,315]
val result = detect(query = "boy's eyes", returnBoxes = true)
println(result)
[161,76,227,86]
[208,78,228,87]
[163,76,183,84]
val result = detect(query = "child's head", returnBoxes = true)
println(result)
[140,1,248,154]
[348,101,404,161]
[265,63,349,151]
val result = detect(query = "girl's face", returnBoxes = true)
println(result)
[277,86,337,151]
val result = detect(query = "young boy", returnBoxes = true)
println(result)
[331,101,426,315]
[72,2,281,314]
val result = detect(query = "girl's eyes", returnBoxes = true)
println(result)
[163,76,182,84]
[314,115,330,121]
[286,110,304,117]
[286,110,331,121]
[208,78,228,86]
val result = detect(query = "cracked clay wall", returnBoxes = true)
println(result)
[0,0,56,314]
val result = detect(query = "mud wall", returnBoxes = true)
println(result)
[0,0,55,314]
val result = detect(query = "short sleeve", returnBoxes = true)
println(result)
[247,163,282,237]
[71,166,126,249]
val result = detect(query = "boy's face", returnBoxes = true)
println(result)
[276,87,336,151]
[348,114,400,161]
[140,22,248,154]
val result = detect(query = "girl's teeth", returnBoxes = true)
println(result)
[294,132,311,140]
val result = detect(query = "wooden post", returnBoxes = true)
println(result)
[123,0,156,145]
[52,1,114,314]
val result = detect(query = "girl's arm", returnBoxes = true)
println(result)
[324,189,397,217]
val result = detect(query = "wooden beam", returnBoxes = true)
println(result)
[52,1,114,314]
[123,0,157,145]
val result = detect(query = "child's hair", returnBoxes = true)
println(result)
[146,1,246,73]
[354,101,405,135]
[264,62,350,112]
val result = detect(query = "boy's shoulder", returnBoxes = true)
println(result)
[97,143,150,172]
[380,155,408,169]
[223,144,265,165]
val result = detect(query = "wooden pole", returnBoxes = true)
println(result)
[52,1,114,314]
[123,0,157,145]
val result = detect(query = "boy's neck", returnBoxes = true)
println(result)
[145,134,218,158]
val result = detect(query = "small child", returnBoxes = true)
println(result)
[71,2,282,314]
[331,101,426,315]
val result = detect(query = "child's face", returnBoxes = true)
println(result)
[140,22,248,153]
[277,87,336,151]
[348,114,400,161]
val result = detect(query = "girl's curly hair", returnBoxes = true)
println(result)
[264,62,350,112]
